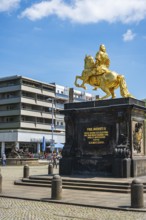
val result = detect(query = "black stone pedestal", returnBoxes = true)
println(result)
[60,98,146,177]
[112,157,131,178]
[59,158,73,175]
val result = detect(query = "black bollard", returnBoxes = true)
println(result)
[131,179,144,208]
[23,164,29,178]
[123,158,131,178]
[48,163,53,175]
[0,169,2,193]
[51,175,62,200]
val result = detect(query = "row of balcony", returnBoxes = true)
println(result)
[0,97,64,110]
[0,120,65,131]
[0,109,64,120]
[0,84,91,103]
[0,84,55,99]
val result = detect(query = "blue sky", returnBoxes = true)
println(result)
[0,0,146,99]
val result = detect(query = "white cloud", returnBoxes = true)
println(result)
[0,0,20,12]
[123,29,136,41]
[19,0,146,24]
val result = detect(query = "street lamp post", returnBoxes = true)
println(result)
[50,98,55,154]
[51,98,54,143]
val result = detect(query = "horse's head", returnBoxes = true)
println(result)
[84,55,95,69]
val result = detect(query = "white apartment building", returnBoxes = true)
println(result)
[0,75,95,157]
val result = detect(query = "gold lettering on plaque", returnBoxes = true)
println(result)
[84,127,109,144]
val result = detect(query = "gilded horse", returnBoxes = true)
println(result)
[74,55,133,100]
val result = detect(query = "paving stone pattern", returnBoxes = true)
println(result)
[0,197,146,220]
[1,165,146,219]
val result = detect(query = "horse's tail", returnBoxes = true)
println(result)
[118,75,133,98]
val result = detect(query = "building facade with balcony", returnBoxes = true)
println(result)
[0,75,95,157]
[0,75,62,156]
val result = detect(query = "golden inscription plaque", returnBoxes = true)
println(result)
[84,127,109,145]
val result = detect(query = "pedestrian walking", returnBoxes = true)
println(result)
[2,153,6,166]
[52,153,57,168]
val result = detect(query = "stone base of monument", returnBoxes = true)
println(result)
[59,156,113,176]
[59,98,146,178]
[15,173,132,193]
[2,158,39,165]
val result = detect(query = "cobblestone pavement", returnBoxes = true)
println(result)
[1,165,146,219]
[0,164,51,179]
[0,197,146,220]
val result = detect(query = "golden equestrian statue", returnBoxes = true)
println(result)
[74,44,133,100]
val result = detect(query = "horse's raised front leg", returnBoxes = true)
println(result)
[80,83,87,90]
[74,76,81,87]
[74,76,87,90]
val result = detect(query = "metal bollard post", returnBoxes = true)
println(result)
[51,175,62,200]
[131,179,144,208]
[0,169,2,193]
[123,158,131,178]
[23,164,29,178]
[48,163,53,175]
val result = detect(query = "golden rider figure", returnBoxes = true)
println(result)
[74,44,133,99]
[95,44,111,75]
